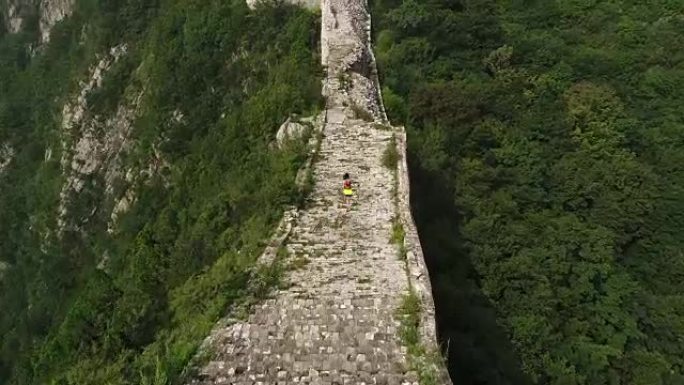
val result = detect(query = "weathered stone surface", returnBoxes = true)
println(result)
[246,0,319,10]
[0,142,14,175]
[186,0,450,383]
[39,0,74,42]
[0,261,9,281]
[188,117,411,384]
[276,118,309,148]
[58,44,134,234]
[2,0,74,42]
[2,0,31,33]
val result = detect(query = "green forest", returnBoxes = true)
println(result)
[0,0,322,383]
[2,0,684,384]
[371,0,684,384]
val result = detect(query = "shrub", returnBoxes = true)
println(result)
[382,135,399,170]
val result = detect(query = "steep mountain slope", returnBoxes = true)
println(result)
[0,0,322,383]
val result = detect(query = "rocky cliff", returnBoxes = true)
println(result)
[1,0,73,41]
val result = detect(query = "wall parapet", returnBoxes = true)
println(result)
[395,127,453,384]
[395,128,437,343]
[363,0,450,379]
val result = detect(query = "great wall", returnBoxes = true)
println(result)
[187,1,452,383]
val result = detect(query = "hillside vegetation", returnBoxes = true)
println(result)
[372,0,684,384]
[0,0,322,383]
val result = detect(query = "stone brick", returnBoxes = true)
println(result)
[181,0,452,384]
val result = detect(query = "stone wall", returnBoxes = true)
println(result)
[347,0,450,379]
[395,129,439,349]
[359,0,444,366]
[1,0,73,42]
[184,0,453,383]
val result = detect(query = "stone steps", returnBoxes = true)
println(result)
[187,114,413,383]
[185,0,430,383]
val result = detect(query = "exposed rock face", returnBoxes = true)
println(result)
[38,0,74,42]
[1,0,74,42]
[187,0,450,383]
[0,143,14,175]
[2,0,33,33]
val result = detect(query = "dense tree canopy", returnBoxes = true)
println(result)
[0,0,322,383]
[371,0,684,384]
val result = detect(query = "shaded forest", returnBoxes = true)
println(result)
[371,0,684,384]
[0,0,322,383]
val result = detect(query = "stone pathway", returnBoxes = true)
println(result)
[190,115,413,384]
[186,0,431,383]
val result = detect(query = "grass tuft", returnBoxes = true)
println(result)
[351,102,374,122]
[382,135,399,170]
[290,254,311,270]
[397,290,443,385]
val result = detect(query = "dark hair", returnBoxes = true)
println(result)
[343,173,350,180]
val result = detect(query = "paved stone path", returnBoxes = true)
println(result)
[186,0,432,383]
[190,116,413,384]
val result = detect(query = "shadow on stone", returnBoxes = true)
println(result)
[408,154,534,385]
[349,47,372,79]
